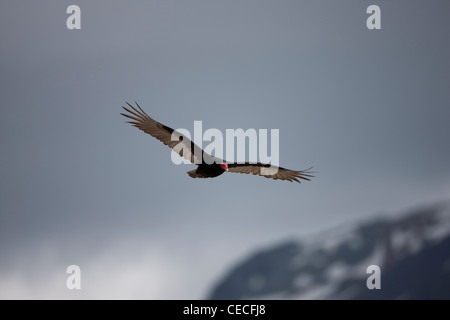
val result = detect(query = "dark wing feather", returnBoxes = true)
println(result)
[120,102,204,164]
[227,163,314,183]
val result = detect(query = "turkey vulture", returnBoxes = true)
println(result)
[121,102,314,183]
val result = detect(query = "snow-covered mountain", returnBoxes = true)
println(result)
[209,202,450,299]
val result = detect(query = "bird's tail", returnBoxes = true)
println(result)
[187,169,200,178]
[187,169,211,179]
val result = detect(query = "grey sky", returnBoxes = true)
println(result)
[0,1,449,298]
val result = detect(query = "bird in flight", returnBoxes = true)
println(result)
[121,102,314,183]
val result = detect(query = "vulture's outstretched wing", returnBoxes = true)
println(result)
[227,163,314,183]
[121,102,205,164]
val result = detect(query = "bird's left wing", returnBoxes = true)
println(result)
[121,102,204,164]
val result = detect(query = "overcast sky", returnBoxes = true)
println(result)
[0,0,449,299]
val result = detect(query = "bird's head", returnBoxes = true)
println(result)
[220,162,228,172]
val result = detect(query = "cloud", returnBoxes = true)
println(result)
[0,239,193,299]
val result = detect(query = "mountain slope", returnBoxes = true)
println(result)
[209,202,450,299]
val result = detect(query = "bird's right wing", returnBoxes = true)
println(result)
[121,102,205,164]
[227,163,314,183]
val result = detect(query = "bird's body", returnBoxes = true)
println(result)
[121,102,314,183]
